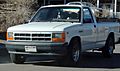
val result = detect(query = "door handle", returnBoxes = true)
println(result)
[79,30,83,33]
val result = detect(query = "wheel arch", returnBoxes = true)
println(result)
[68,36,81,47]
[107,32,114,41]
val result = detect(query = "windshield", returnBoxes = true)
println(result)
[30,7,81,22]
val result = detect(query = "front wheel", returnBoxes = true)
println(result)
[67,38,81,66]
[10,54,25,64]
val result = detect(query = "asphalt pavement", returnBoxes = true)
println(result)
[0,44,120,71]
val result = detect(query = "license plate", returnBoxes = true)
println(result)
[25,46,37,52]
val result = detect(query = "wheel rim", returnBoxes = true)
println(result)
[73,50,80,62]
[109,46,113,55]
[108,38,114,54]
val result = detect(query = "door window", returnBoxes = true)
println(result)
[83,7,94,23]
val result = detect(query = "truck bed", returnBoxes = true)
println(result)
[96,18,120,23]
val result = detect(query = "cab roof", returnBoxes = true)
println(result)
[40,4,87,8]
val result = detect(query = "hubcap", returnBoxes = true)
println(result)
[109,45,113,55]
[108,38,114,54]
[73,50,80,62]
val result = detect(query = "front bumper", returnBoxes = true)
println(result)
[5,41,68,56]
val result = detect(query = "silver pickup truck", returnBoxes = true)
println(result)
[6,4,120,65]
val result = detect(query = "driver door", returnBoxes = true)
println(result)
[81,7,97,50]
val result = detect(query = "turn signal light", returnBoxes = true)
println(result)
[6,32,13,41]
[52,32,65,42]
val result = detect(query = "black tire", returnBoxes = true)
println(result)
[67,38,81,66]
[102,36,115,58]
[10,54,25,64]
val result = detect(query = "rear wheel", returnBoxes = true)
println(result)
[10,54,25,64]
[102,36,115,58]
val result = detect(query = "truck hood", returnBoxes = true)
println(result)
[8,22,77,32]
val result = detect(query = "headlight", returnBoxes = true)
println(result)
[52,33,62,38]
[52,32,65,42]
[6,32,13,40]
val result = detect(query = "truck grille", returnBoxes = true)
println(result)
[14,33,52,42]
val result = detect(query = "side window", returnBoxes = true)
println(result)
[83,8,94,23]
